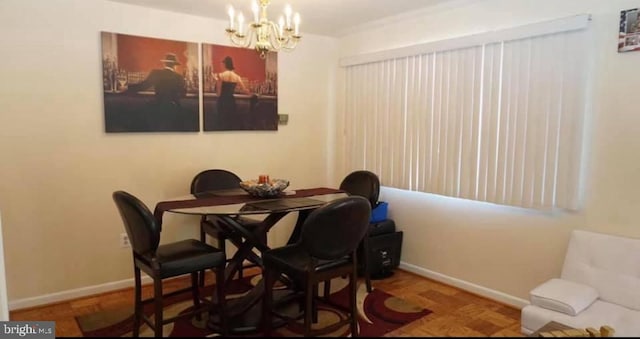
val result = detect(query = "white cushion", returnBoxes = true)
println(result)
[530,278,599,316]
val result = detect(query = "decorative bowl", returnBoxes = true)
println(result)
[239,179,290,198]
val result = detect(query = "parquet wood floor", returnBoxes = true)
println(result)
[10,268,524,337]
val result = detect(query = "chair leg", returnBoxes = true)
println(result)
[200,224,206,243]
[312,283,319,323]
[304,278,314,337]
[262,268,276,337]
[362,236,372,293]
[153,278,163,338]
[219,232,240,280]
[215,266,228,336]
[350,261,359,337]
[133,266,142,337]
[323,279,331,302]
[218,233,226,256]
[191,272,202,321]
[199,225,207,287]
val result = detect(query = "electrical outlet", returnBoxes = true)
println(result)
[120,233,130,248]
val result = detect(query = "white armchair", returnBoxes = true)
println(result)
[521,230,640,337]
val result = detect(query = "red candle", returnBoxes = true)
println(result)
[258,174,269,184]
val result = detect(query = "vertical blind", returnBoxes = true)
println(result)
[343,19,590,210]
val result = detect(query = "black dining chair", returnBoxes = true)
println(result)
[112,190,228,337]
[339,170,380,208]
[261,196,371,337]
[337,170,382,293]
[191,169,261,285]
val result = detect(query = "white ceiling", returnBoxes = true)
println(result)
[108,0,457,37]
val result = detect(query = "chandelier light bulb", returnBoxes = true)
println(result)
[227,5,235,30]
[294,12,300,36]
[237,12,245,36]
[284,4,292,28]
[251,1,259,22]
[278,16,285,36]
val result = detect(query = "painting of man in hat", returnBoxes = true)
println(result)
[126,53,186,106]
[101,32,199,132]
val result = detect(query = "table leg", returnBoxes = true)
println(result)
[215,213,287,308]
[208,211,310,334]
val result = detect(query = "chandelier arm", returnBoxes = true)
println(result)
[266,21,285,50]
[282,36,300,50]
[229,29,255,49]
[277,44,297,52]
[271,22,301,50]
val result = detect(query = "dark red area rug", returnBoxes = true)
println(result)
[76,275,431,337]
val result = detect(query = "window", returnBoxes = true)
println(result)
[341,15,591,210]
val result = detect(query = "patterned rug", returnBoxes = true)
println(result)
[76,275,431,337]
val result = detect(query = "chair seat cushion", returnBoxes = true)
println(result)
[151,239,225,278]
[530,278,599,316]
[263,244,351,276]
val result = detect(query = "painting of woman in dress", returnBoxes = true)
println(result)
[202,43,278,131]
[216,56,250,124]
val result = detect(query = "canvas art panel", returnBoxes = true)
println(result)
[202,43,278,131]
[619,8,640,52]
[101,32,200,132]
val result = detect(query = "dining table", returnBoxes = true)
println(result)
[153,186,347,333]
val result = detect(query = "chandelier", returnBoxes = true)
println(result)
[225,0,302,59]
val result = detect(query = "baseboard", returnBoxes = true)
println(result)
[10,263,529,312]
[399,262,530,309]
[8,276,153,311]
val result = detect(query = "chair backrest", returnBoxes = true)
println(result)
[190,169,242,194]
[339,170,380,208]
[300,196,371,260]
[112,191,160,256]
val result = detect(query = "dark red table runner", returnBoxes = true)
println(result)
[154,187,344,223]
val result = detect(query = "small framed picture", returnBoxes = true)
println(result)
[619,8,640,53]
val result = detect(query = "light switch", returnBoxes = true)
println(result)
[278,114,289,125]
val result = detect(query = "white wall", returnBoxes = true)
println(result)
[0,0,337,303]
[0,212,8,320]
[335,0,640,302]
